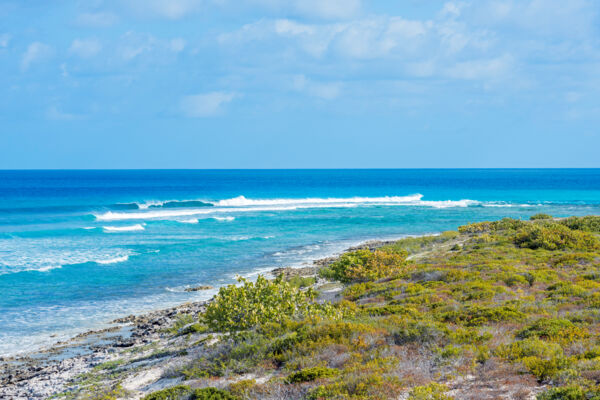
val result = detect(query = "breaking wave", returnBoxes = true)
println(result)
[92,194,534,222]
[102,224,145,232]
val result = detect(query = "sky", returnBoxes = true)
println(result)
[0,0,599,168]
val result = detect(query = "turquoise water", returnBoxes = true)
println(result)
[1,169,600,356]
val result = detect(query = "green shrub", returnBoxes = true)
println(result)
[449,328,492,345]
[192,387,238,400]
[459,218,527,234]
[383,231,459,254]
[168,314,195,335]
[393,320,449,345]
[517,319,588,342]
[203,275,330,332]
[521,356,572,382]
[322,249,408,283]
[514,224,600,251]
[537,384,600,400]
[286,275,317,288]
[408,383,454,400]
[227,379,256,397]
[286,366,339,383]
[143,385,192,400]
[531,214,553,221]
[441,305,525,327]
[308,374,402,399]
[496,338,563,360]
[559,216,600,233]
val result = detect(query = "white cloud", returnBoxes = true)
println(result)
[76,12,118,27]
[69,39,102,58]
[475,0,597,38]
[0,33,11,48]
[446,54,514,80]
[169,38,186,53]
[245,0,361,19]
[180,92,236,117]
[332,17,431,59]
[21,42,52,71]
[125,0,203,19]
[294,0,361,19]
[46,106,82,121]
[292,75,342,100]
[118,32,155,61]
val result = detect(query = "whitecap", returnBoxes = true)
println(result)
[93,194,500,222]
[102,224,145,233]
[179,218,199,224]
[96,255,130,264]
[213,216,235,222]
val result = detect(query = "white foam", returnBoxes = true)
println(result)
[0,238,135,275]
[137,200,164,210]
[213,216,235,222]
[179,218,199,224]
[214,194,424,207]
[94,194,486,222]
[96,255,130,264]
[102,224,145,232]
[94,206,297,221]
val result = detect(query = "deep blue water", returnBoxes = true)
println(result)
[1,169,600,356]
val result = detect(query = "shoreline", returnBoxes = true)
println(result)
[0,238,396,399]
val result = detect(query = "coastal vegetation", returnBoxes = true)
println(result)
[62,215,600,399]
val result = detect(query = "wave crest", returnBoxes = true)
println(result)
[93,194,499,221]
[102,224,145,232]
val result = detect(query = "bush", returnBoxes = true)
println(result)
[227,379,256,397]
[517,319,588,342]
[286,366,339,383]
[441,305,525,327]
[393,320,449,345]
[496,338,563,360]
[322,249,408,283]
[537,384,600,400]
[383,231,459,254]
[514,224,600,251]
[559,216,600,233]
[143,385,192,400]
[308,374,402,399]
[531,214,553,221]
[203,275,329,333]
[521,356,572,382]
[286,276,317,288]
[459,218,527,234]
[408,383,454,400]
[193,388,238,400]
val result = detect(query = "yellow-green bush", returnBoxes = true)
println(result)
[286,366,339,383]
[408,383,454,400]
[143,385,192,400]
[203,275,331,332]
[321,249,408,283]
[514,224,600,251]
[517,319,588,343]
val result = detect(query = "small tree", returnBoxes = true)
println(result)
[323,249,408,283]
[204,275,326,333]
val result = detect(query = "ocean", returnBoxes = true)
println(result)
[1,169,599,356]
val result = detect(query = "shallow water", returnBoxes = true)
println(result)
[1,169,599,356]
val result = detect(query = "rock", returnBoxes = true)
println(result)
[184,285,213,292]
[271,266,318,278]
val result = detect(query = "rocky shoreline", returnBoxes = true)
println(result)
[0,239,393,400]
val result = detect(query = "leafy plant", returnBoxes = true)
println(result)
[514,224,600,251]
[203,275,331,333]
[321,249,408,283]
[286,366,339,383]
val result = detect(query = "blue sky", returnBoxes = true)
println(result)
[1,0,599,168]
